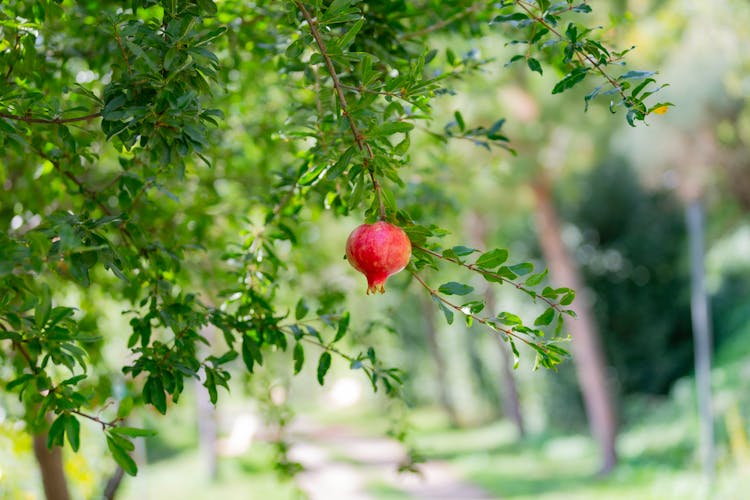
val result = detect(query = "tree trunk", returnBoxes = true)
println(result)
[197,327,219,480]
[467,211,525,437]
[464,328,503,412]
[32,432,71,500]
[487,287,526,437]
[102,467,125,500]
[686,200,716,485]
[421,296,461,426]
[531,179,617,473]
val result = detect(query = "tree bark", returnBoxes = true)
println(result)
[531,179,617,473]
[686,200,716,485]
[32,432,71,500]
[421,296,461,426]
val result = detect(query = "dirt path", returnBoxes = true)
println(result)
[289,419,494,500]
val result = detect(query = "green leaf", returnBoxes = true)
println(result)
[525,269,548,286]
[285,38,305,59]
[618,70,656,81]
[560,290,576,306]
[338,18,364,48]
[509,262,534,276]
[65,415,80,452]
[371,121,415,137]
[432,295,454,325]
[565,23,577,43]
[295,298,309,320]
[61,374,87,386]
[527,57,542,75]
[117,396,134,419]
[106,436,138,476]
[241,335,263,372]
[317,351,332,385]
[496,312,522,326]
[35,284,52,329]
[47,414,67,448]
[327,146,355,179]
[552,67,589,94]
[204,369,218,405]
[196,0,218,15]
[147,376,167,415]
[475,248,508,269]
[334,312,350,343]
[298,164,327,186]
[509,338,520,369]
[438,282,474,296]
[6,374,34,391]
[293,342,305,375]
[450,245,477,257]
[110,427,157,438]
[454,110,465,132]
[394,134,410,156]
[534,307,556,326]
[492,12,528,23]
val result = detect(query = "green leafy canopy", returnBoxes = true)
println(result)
[0,0,660,474]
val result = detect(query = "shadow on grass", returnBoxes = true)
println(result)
[463,439,694,498]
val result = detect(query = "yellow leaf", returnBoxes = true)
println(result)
[652,105,669,115]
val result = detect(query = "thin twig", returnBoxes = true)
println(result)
[399,3,485,40]
[11,340,39,373]
[513,0,630,105]
[295,1,386,220]
[413,244,564,312]
[410,271,548,352]
[0,111,101,124]
[4,33,21,81]
[113,22,132,76]
[70,409,119,430]
[32,146,113,216]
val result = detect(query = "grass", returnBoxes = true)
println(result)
[119,442,303,500]
[396,330,750,500]
[114,322,750,500]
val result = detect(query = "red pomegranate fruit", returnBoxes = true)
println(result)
[346,221,412,294]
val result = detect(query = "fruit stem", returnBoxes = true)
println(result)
[367,165,387,220]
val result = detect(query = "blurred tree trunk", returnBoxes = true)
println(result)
[468,212,525,436]
[531,179,617,473]
[486,286,526,437]
[464,329,503,412]
[32,432,70,500]
[686,199,716,484]
[197,327,219,480]
[420,296,460,426]
[102,467,124,500]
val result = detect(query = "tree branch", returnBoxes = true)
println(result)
[413,244,564,312]
[70,409,119,430]
[113,22,132,76]
[0,111,101,125]
[410,270,552,354]
[295,1,386,220]
[513,0,630,106]
[31,146,113,216]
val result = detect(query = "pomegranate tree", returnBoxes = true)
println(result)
[345,221,412,294]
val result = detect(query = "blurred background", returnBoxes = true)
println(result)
[2,0,750,498]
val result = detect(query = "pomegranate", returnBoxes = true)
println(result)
[346,221,412,294]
